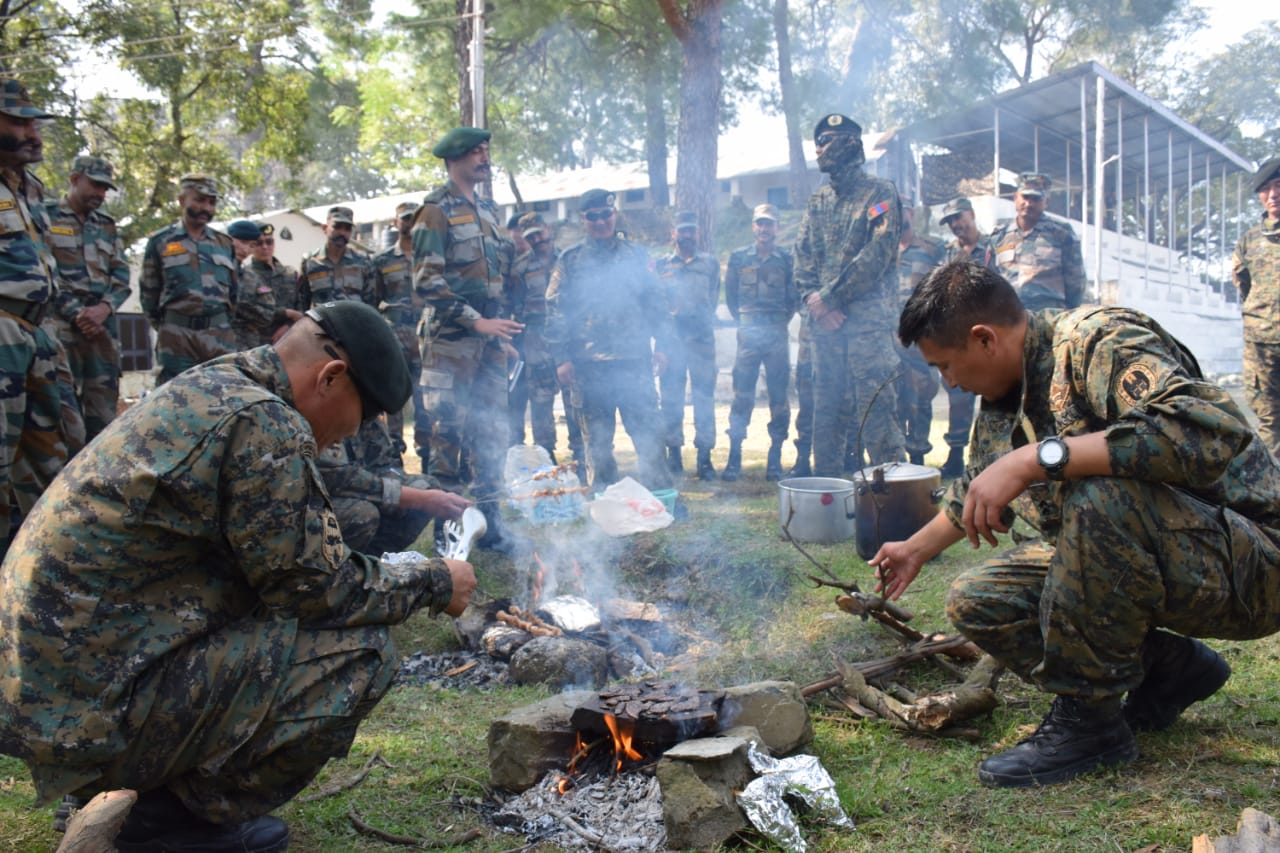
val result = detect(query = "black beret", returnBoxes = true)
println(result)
[578,188,615,211]
[814,113,861,143]
[432,126,491,160]
[225,219,261,240]
[306,301,412,417]
[1253,156,1280,193]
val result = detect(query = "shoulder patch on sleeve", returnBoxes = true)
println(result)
[162,242,187,256]
[868,201,890,220]
[1116,362,1157,408]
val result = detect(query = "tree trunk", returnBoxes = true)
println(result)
[643,57,670,208]
[773,0,808,208]
[454,0,473,127]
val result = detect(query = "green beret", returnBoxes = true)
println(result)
[306,301,412,417]
[1252,156,1280,193]
[432,127,491,160]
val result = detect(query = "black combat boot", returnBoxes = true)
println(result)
[941,446,965,478]
[1123,630,1231,732]
[667,446,684,475]
[977,695,1137,788]
[696,448,716,480]
[788,441,812,477]
[53,794,86,832]
[113,787,290,853]
[721,442,742,481]
[765,443,784,481]
[909,451,925,465]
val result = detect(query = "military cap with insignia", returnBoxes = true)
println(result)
[306,300,413,418]
[71,155,118,190]
[578,188,615,212]
[517,211,547,238]
[225,219,261,241]
[1016,172,1052,197]
[940,197,974,225]
[431,126,491,160]
[1252,156,1280,193]
[258,222,275,236]
[752,203,779,222]
[0,78,54,119]
[327,206,354,225]
[813,113,861,144]
[396,201,420,220]
[179,173,219,198]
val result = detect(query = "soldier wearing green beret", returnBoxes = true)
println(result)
[374,201,424,456]
[0,78,84,555]
[140,173,240,384]
[873,260,1280,789]
[411,126,525,553]
[0,300,476,852]
[1233,155,1280,457]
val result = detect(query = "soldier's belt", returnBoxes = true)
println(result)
[163,308,230,330]
[739,312,789,325]
[0,295,48,326]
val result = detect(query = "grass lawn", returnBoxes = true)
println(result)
[3,402,1279,852]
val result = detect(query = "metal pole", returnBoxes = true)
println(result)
[470,0,485,128]
[1143,114,1150,284]
[1093,75,1105,294]
[1080,78,1089,264]
[1187,146,1193,290]
[993,107,1001,198]
[1116,98,1123,239]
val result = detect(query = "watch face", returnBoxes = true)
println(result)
[1039,439,1066,466]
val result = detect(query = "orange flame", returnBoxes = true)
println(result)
[602,714,643,772]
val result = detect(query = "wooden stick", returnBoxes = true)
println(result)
[299,751,393,802]
[348,807,484,848]
[56,789,137,853]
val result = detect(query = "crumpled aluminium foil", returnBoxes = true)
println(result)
[536,595,602,634]
[735,742,854,852]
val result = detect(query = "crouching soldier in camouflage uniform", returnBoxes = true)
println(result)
[140,174,239,384]
[508,212,567,461]
[722,203,794,481]
[0,301,477,853]
[1233,156,1280,458]
[45,155,131,444]
[872,260,1278,789]
[226,219,279,350]
[374,201,423,457]
[412,127,524,553]
[316,416,470,554]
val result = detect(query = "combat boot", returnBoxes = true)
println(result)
[667,446,684,475]
[1122,630,1231,732]
[788,441,812,477]
[941,446,965,478]
[977,696,1137,788]
[696,449,716,480]
[909,451,925,465]
[113,788,290,853]
[766,443,784,481]
[721,442,742,481]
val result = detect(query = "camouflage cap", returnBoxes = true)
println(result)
[1252,156,1280,193]
[517,211,547,238]
[1016,172,1052,197]
[431,126,491,160]
[327,206,354,225]
[179,173,219,198]
[940,197,974,224]
[225,219,261,241]
[70,155,118,189]
[0,79,54,119]
[813,113,861,143]
[752,203,779,222]
[306,301,412,417]
[395,201,420,220]
[674,210,698,230]
[578,188,615,212]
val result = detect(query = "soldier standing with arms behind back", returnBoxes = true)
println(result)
[140,174,239,385]
[988,172,1086,311]
[412,127,524,553]
[1233,155,1280,458]
[45,155,131,443]
[794,113,905,476]
[722,203,794,482]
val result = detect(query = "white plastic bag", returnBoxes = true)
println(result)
[588,476,674,535]
[504,445,585,524]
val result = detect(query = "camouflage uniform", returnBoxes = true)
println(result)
[943,307,1280,702]
[230,259,277,350]
[411,180,511,502]
[940,237,994,452]
[0,167,81,551]
[794,166,904,474]
[45,195,131,441]
[545,236,673,489]
[895,232,947,460]
[508,245,563,458]
[725,243,794,445]
[655,249,720,452]
[1232,214,1280,457]
[317,417,436,554]
[298,245,376,308]
[989,218,1086,311]
[251,255,300,313]
[373,243,421,455]
[0,346,454,820]
[139,222,239,384]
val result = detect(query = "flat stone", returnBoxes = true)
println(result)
[487,690,594,792]
[664,735,749,761]
[717,680,813,755]
[509,635,609,690]
[656,736,754,850]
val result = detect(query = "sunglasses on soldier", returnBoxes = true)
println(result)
[583,209,615,222]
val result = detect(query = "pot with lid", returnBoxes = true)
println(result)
[852,463,944,559]
[777,477,857,544]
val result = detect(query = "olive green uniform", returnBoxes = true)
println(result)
[989,218,1086,311]
[655,250,720,452]
[725,243,794,445]
[508,246,563,458]
[1233,215,1280,456]
[298,246,376,309]
[373,243,421,455]
[895,233,946,459]
[231,259,278,350]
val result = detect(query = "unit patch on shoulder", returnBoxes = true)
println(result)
[0,200,14,212]
[448,214,476,225]
[49,225,75,236]
[868,201,890,220]
[162,242,186,256]
[1116,362,1157,408]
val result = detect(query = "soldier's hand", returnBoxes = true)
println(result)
[440,558,477,617]
[961,446,1035,548]
[805,291,830,320]
[403,487,470,520]
[817,309,846,332]
[474,317,524,341]
[557,362,575,386]
[74,311,104,339]
[868,540,924,601]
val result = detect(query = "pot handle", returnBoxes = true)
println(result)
[930,486,945,503]
[845,492,857,520]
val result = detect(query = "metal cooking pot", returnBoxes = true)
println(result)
[777,477,856,544]
[852,463,944,559]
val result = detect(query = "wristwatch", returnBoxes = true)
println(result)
[1036,436,1070,481]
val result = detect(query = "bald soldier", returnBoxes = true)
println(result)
[0,301,476,853]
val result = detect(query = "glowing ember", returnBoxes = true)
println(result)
[603,713,643,772]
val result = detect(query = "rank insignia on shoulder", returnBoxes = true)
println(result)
[868,201,890,220]
[50,225,75,236]
[0,200,14,212]
[448,214,476,225]
[162,242,186,256]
